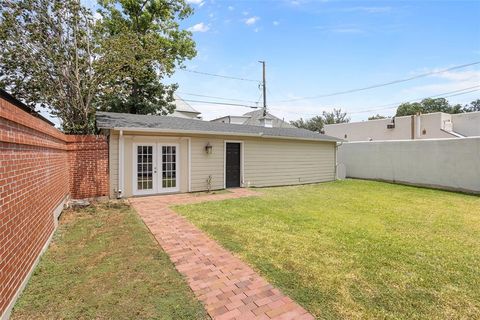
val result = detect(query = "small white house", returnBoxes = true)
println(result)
[96,112,340,198]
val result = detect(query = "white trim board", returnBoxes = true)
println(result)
[187,137,192,192]
[118,130,125,197]
[110,127,339,143]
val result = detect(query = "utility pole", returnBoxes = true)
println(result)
[259,60,267,117]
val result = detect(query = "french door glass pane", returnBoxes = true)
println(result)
[162,145,176,189]
[137,145,154,190]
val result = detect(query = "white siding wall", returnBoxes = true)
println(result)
[190,137,225,191]
[108,130,337,196]
[243,139,336,187]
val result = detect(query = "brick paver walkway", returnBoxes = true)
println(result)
[130,189,314,320]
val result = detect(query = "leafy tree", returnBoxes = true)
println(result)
[95,0,196,114]
[463,99,480,112]
[368,114,387,120]
[0,0,196,133]
[421,98,452,113]
[290,116,324,132]
[396,98,466,116]
[291,109,349,132]
[395,102,422,116]
[322,108,350,124]
[0,0,102,133]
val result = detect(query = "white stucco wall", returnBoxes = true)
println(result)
[325,117,412,141]
[452,112,480,136]
[337,137,480,193]
[325,113,464,141]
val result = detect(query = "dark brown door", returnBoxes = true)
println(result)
[225,143,241,188]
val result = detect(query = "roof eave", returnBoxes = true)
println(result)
[102,126,339,143]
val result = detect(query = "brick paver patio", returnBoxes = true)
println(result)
[130,189,314,320]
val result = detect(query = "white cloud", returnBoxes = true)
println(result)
[343,6,392,13]
[331,28,364,34]
[228,6,234,11]
[187,22,210,33]
[273,21,280,26]
[186,0,204,6]
[316,25,365,34]
[288,0,327,6]
[245,16,259,26]
[403,69,480,96]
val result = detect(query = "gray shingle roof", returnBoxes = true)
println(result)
[96,112,341,142]
[242,109,295,128]
[173,94,200,114]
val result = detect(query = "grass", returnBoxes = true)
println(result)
[11,202,208,320]
[174,179,480,319]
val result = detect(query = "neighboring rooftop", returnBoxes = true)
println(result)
[96,111,341,142]
[243,109,294,128]
[211,109,294,128]
[170,94,202,119]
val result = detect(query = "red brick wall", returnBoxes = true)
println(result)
[0,96,108,317]
[67,135,109,199]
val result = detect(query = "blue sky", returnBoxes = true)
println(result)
[84,0,480,122]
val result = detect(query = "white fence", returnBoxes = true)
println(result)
[337,137,480,194]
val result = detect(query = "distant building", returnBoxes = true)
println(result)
[324,111,480,141]
[170,94,202,119]
[211,109,294,128]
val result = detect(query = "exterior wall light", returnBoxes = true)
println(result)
[205,142,213,154]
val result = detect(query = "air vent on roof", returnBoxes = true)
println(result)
[387,117,395,129]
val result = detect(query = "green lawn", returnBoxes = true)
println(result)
[174,179,480,319]
[11,202,208,320]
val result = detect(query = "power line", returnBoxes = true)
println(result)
[177,92,258,103]
[177,98,259,109]
[179,69,260,82]
[268,85,480,117]
[273,61,480,102]
[348,85,480,114]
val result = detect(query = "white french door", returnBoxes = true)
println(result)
[159,145,179,193]
[133,143,179,195]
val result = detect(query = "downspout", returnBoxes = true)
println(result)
[335,141,343,180]
[118,130,124,198]
[417,114,421,138]
[411,115,415,140]
[187,137,192,192]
